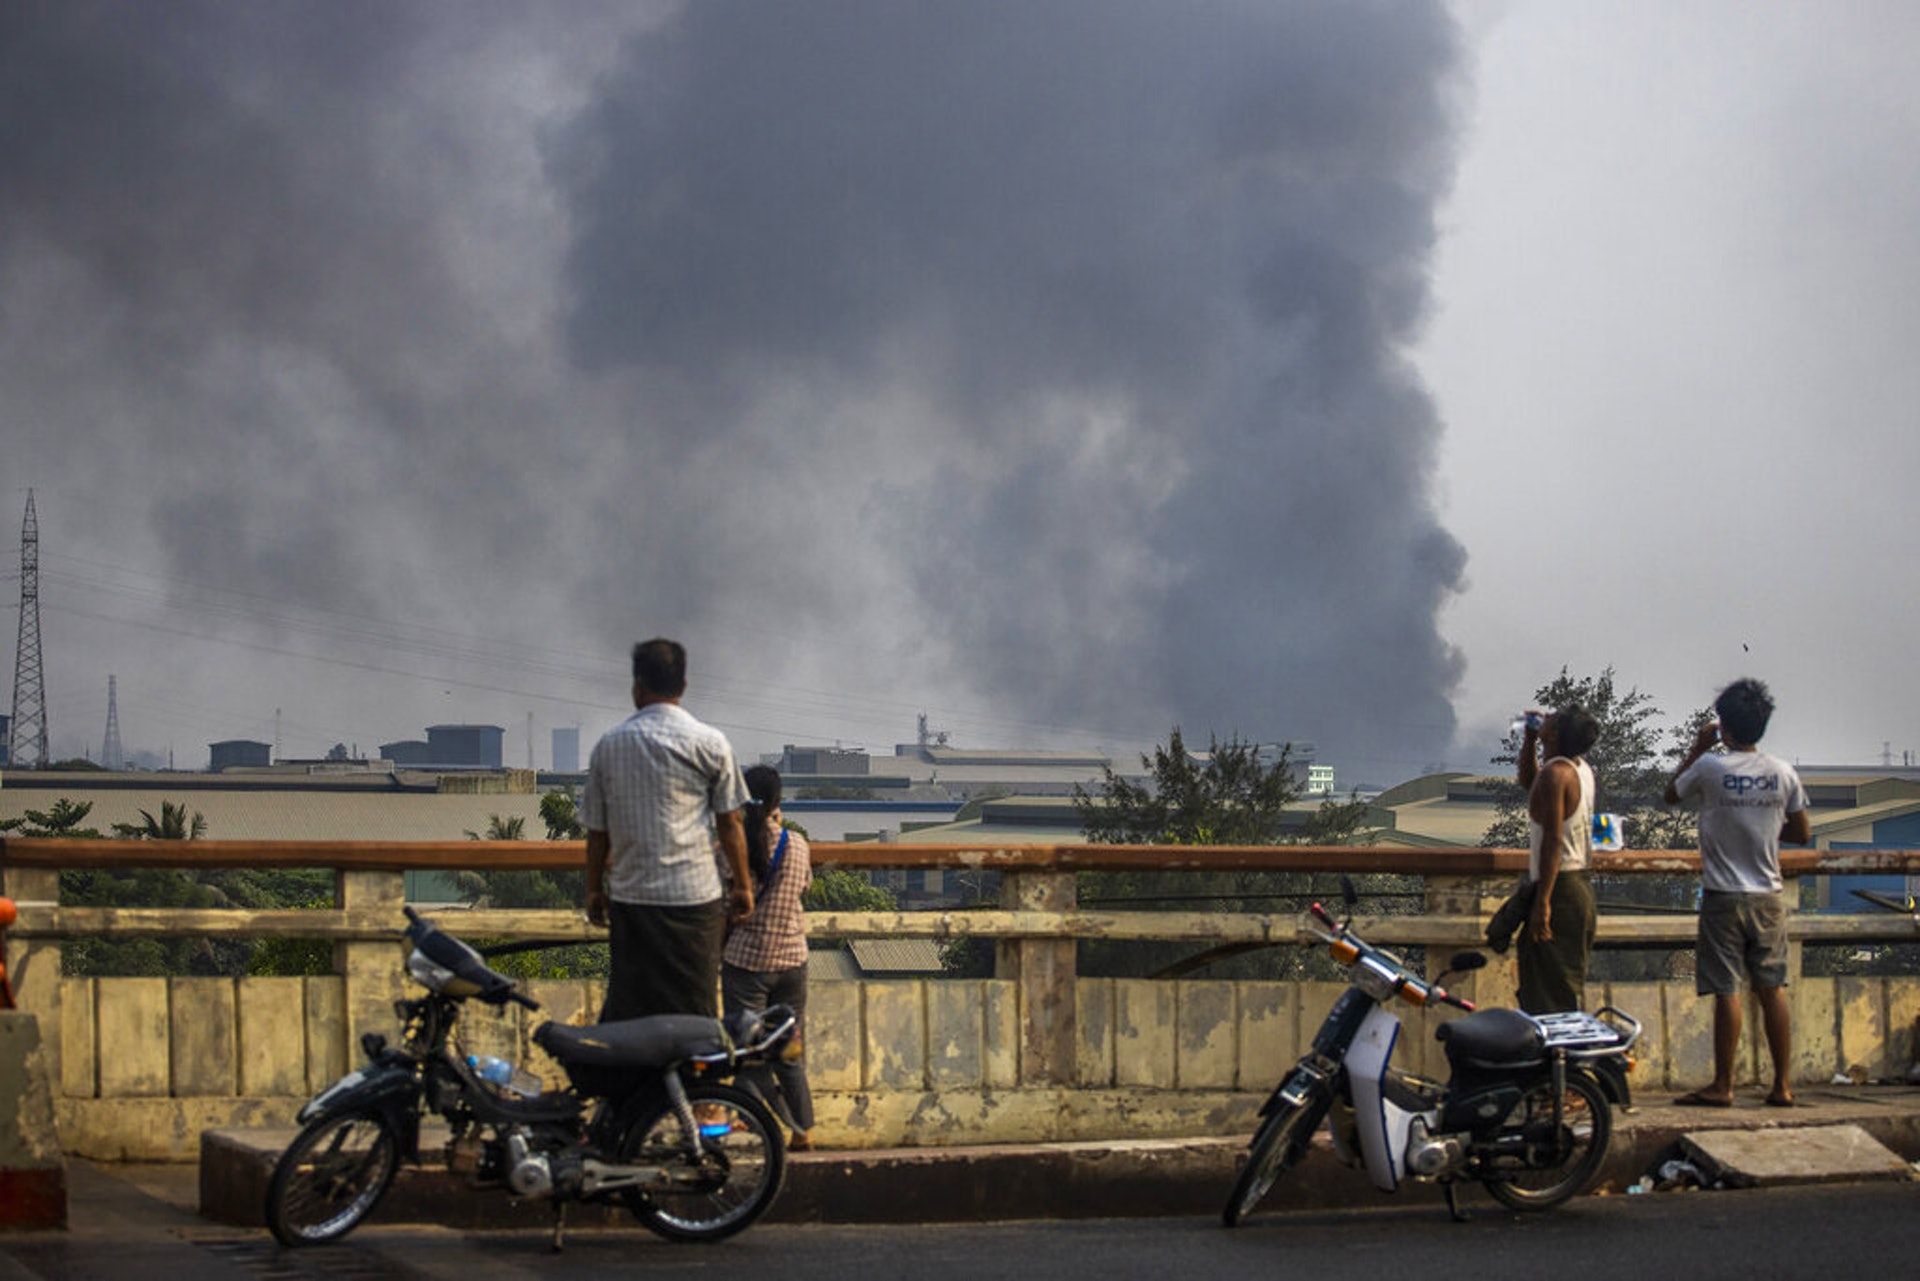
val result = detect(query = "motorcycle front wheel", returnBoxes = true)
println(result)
[1221,1096,1319,1227]
[618,1080,786,1243]
[264,1111,401,1247]
[1482,1073,1611,1211]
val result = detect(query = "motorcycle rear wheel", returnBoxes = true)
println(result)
[264,1111,400,1247]
[1482,1073,1611,1211]
[1222,1098,1317,1227]
[618,1080,786,1243]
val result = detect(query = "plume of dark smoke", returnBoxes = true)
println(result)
[0,1,1467,777]
[553,0,1468,777]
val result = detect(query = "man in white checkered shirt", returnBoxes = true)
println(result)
[584,638,753,1022]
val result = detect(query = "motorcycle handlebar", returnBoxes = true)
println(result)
[1309,908,1476,1013]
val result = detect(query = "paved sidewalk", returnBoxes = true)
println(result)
[3,1083,1916,1277]
[0,1161,252,1281]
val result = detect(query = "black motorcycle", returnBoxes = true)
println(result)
[1224,880,1640,1225]
[265,907,796,1249]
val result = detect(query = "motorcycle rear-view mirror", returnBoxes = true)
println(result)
[1338,874,1359,909]
[1447,951,1488,974]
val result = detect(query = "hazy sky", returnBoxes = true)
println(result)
[1427,1,1920,771]
[2,2,1915,784]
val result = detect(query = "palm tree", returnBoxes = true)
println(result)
[540,790,584,840]
[464,814,527,841]
[112,801,208,840]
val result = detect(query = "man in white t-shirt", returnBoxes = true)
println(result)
[1665,677,1811,1108]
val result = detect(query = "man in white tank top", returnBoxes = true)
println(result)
[1516,704,1602,1013]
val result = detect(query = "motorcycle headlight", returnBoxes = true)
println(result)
[1353,957,1401,1002]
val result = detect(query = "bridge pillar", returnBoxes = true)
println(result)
[334,869,408,1058]
[1783,871,1806,982]
[1425,871,1518,1009]
[997,870,1077,1085]
[0,1011,67,1228]
[0,867,62,1092]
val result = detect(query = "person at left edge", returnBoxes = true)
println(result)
[584,637,752,1022]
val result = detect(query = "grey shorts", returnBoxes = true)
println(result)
[1696,890,1789,996]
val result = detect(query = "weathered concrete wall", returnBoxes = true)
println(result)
[40,972,1920,1160]
[0,1011,67,1228]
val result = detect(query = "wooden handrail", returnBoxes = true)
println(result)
[3,836,1891,873]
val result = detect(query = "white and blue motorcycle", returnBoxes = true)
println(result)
[1224,880,1640,1225]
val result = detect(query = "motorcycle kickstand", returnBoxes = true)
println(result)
[549,1199,568,1254]
[1444,1181,1470,1223]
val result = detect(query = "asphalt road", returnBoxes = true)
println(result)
[6,1176,1918,1281]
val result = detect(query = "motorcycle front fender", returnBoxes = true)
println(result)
[1260,1061,1334,1118]
[295,1059,424,1159]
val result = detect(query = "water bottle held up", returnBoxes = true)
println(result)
[1509,710,1545,737]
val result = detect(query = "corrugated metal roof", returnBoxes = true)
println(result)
[1385,796,1501,847]
[0,787,550,843]
[864,816,1061,845]
[846,938,946,973]
[1812,798,1920,842]
[806,949,862,982]
[921,747,1109,767]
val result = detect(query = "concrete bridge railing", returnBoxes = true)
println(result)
[5,838,1920,1159]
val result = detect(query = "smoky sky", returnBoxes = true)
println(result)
[1,0,1467,780]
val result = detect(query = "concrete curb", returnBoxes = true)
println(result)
[197,1086,1920,1229]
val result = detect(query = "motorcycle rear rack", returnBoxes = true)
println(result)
[1532,1006,1641,1057]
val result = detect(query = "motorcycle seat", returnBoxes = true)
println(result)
[1436,1007,1545,1068]
[535,1014,732,1071]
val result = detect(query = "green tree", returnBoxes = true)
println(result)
[1304,790,1379,846]
[540,790,584,840]
[111,801,208,841]
[5,798,105,837]
[1633,708,1716,851]
[1073,730,1301,845]
[1481,666,1703,851]
[56,800,276,976]
[465,814,527,841]
[801,868,898,913]
[458,812,574,909]
[457,810,597,980]
[1068,730,1383,980]
[21,798,378,979]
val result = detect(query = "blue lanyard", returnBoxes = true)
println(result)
[765,829,789,884]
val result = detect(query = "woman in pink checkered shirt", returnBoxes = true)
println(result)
[721,765,815,1150]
